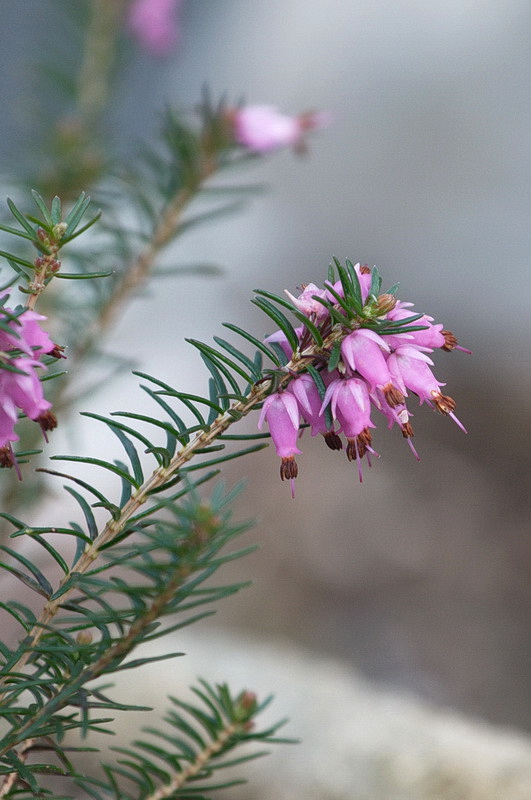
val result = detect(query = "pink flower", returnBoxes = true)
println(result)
[0,397,18,448]
[341,329,404,407]
[232,105,329,154]
[258,391,301,495]
[0,299,58,464]
[0,307,54,356]
[386,306,445,351]
[288,373,342,450]
[320,376,375,480]
[388,345,466,431]
[126,0,183,56]
[284,283,328,321]
[2,358,51,421]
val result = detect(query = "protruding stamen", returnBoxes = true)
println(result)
[280,456,298,481]
[431,391,456,415]
[324,430,343,451]
[383,383,405,408]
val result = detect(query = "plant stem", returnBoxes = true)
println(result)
[77,0,128,129]
[147,721,242,800]
[0,326,343,698]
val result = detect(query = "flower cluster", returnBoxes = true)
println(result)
[0,298,59,470]
[258,262,469,495]
[230,105,331,154]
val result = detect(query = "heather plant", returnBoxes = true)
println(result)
[0,3,469,798]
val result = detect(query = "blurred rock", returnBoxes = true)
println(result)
[92,629,531,800]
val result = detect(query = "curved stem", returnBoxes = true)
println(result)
[77,0,127,128]
[0,326,342,698]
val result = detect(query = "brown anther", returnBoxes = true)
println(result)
[280,456,298,481]
[359,264,371,275]
[442,330,458,351]
[346,428,372,461]
[76,631,93,645]
[401,422,415,438]
[0,446,15,469]
[49,343,66,360]
[383,383,405,408]
[432,391,456,415]
[38,411,57,432]
[324,430,343,451]
[376,293,397,314]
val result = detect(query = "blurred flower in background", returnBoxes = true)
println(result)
[126,0,184,56]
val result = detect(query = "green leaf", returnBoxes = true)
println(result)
[30,189,54,226]
[63,192,91,236]
[222,322,281,366]
[182,443,268,472]
[291,309,323,347]
[55,270,114,280]
[327,339,342,371]
[253,287,294,312]
[6,197,37,238]
[187,338,252,386]
[50,195,62,226]
[344,259,364,312]
[369,265,382,298]
[251,297,299,353]
[0,544,53,598]
[50,455,140,488]
[213,336,261,378]
[64,486,99,541]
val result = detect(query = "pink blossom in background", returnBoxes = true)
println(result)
[126,0,183,56]
[232,105,331,153]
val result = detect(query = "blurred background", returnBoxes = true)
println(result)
[0,0,529,736]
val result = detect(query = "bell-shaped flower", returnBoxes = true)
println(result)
[388,346,466,431]
[0,306,55,356]
[258,391,302,494]
[17,310,55,355]
[288,373,342,450]
[321,376,375,480]
[386,307,445,351]
[341,329,404,407]
[1,358,52,421]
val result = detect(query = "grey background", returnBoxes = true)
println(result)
[0,0,529,731]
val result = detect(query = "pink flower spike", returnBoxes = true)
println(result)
[127,0,183,56]
[258,392,302,490]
